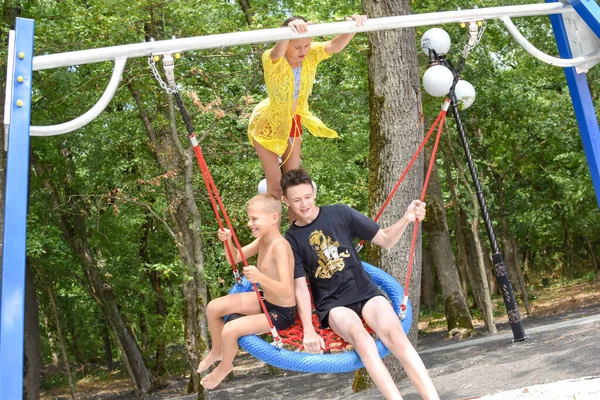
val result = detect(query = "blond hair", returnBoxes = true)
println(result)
[246,193,282,219]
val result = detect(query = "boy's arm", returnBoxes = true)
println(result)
[294,277,325,353]
[324,14,367,55]
[250,239,294,298]
[219,229,259,264]
[370,200,426,249]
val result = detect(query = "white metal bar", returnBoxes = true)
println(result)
[4,30,16,150]
[32,2,572,71]
[30,57,127,136]
[501,16,600,67]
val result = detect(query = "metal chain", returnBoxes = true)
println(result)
[147,56,179,94]
[462,20,486,59]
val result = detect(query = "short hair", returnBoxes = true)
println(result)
[281,15,308,27]
[246,193,282,217]
[281,168,313,196]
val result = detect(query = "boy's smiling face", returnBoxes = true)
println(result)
[283,183,317,223]
[246,207,277,238]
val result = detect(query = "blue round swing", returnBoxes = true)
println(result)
[227,261,412,373]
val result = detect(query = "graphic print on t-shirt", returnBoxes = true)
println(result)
[309,230,350,279]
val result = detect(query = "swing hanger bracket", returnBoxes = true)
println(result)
[464,21,481,47]
[148,51,183,94]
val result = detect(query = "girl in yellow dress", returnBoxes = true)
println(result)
[248,14,367,221]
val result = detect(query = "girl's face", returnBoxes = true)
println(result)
[285,38,311,65]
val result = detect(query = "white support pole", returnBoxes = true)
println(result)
[501,16,600,67]
[29,57,127,136]
[4,30,16,150]
[32,2,572,71]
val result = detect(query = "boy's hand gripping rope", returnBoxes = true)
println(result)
[152,53,284,349]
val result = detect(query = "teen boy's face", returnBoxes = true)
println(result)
[286,38,311,64]
[246,207,276,238]
[283,183,316,222]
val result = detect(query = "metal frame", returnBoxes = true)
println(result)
[2,2,600,397]
[0,17,34,399]
[548,0,600,209]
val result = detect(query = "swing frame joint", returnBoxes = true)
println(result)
[399,307,407,321]
[355,242,364,253]
[234,270,242,285]
[270,328,284,350]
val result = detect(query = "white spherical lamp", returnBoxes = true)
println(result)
[421,28,451,56]
[257,178,267,194]
[454,80,476,110]
[258,178,318,195]
[423,65,454,97]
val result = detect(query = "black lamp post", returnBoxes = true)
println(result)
[422,26,526,342]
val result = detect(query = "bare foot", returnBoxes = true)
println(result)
[197,351,222,374]
[200,363,233,389]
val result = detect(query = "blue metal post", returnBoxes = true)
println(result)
[0,17,34,399]
[547,0,600,208]
[569,0,600,38]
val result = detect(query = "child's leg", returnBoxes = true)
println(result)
[254,141,283,198]
[362,296,440,400]
[328,307,403,400]
[281,137,302,222]
[201,314,271,389]
[197,292,261,373]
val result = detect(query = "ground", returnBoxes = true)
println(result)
[41,278,600,400]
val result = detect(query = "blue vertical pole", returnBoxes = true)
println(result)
[0,17,34,399]
[568,0,600,38]
[547,0,600,208]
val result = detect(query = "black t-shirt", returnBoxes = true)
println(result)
[284,205,382,324]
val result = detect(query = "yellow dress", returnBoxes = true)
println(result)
[248,42,339,156]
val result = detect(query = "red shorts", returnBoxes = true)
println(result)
[290,114,303,138]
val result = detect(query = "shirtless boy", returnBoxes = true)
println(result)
[198,193,296,389]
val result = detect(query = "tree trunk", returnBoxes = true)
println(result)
[562,216,573,276]
[148,268,167,376]
[101,324,114,371]
[460,208,497,334]
[39,268,78,400]
[129,84,209,396]
[24,260,41,400]
[32,158,152,396]
[41,312,60,366]
[141,215,167,375]
[442,142,469,302]
[363,0,423,388]
[494,173,531,315]
[421,245,436,310]
[444,136,497,334]
[237,0,254,25]
[586,236,599,270]
[140,314,149,352]
[422,150,473,337]
[503,237,531,315]
[482,245,498,296]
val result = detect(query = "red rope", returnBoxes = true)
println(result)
[187,130,282,345]
[400,100,449,316]
[356,107,446,252]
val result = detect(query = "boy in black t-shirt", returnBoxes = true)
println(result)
[282,168,439,400]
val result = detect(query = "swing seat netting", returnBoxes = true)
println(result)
[227,261,412,373]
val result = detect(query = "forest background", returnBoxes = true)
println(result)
[0,0,599,399]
